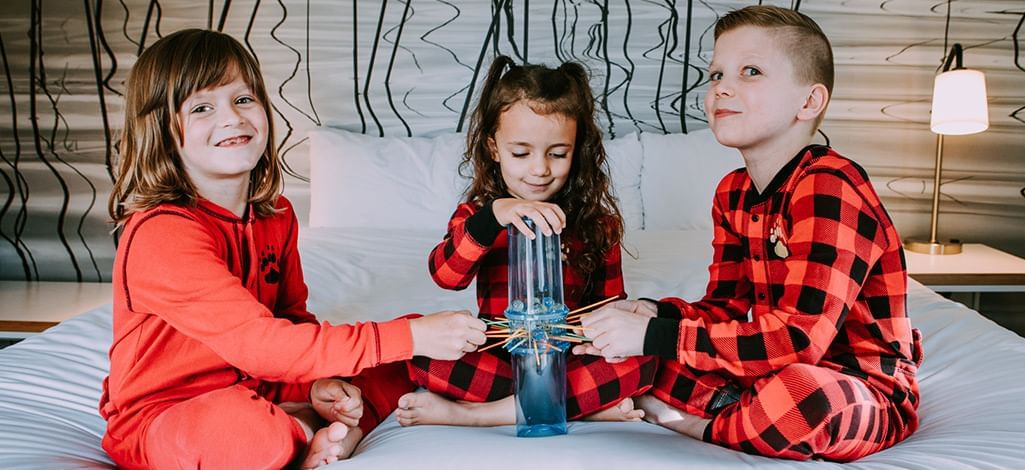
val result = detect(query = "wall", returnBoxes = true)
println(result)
[1,0,1023,282]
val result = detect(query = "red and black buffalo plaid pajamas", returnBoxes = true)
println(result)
[643,145,922,461]
[409,202,658,419]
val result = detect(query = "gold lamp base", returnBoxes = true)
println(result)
[904,239,963,255]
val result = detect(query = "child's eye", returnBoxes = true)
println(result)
[709,71,723,81]
[511,152,529,158]
[190,104,212,114]
[742,66,761,77]
[549,153,567,159]
[236,96,256,105]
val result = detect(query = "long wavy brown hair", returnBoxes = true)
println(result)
[108,29,282,225]
[462,55,623,277]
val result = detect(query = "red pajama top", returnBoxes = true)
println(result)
[644,145,921,409]
[99,197,414,464]
[428,202,624,316]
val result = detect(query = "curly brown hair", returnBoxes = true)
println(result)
[108,29,282,225]
[462,55,623,277]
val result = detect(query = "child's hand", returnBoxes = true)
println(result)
[571,303,650,361]
[310,378,363,427]
[409,310,487,360]
[607,299,658,318]
[492,198,566,238]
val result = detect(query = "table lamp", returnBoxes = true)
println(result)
[904,43,989,255]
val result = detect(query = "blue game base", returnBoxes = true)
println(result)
[516,422,568,437]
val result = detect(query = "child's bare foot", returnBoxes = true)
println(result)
[582,397,645,422]
[301,422,363,468]
[634,394,709,439]
[395,391,514,427]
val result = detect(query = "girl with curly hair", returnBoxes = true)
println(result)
[399,55,658,427]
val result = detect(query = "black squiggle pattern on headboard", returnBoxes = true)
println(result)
[598,0,615,138]
[217,0,232,32]
[457,0,507,133]
[95,1,122,99]
[653,1,679,134]
[384,0,414,137]
[243,0,261,64]
[1,0,1023,280]
[522,0,529,62]
[29,0,80,281]
[679,0,693,133]
[362,1,389,137]
[617,0,641,134]
[137,0,157,56]
[266,0,308,180]
[117,0,139,48]
[84,0,115,183]
[0,32,35,280]
[1011,11,1024,124]
[351,1,367,134]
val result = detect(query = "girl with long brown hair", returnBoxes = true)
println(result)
[399,55,658,427]
[101,28,485,469]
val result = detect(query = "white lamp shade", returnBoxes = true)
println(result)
[930,69,989,135]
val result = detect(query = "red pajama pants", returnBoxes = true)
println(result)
[408,348,658,419]
[141,362,413,469]
[652,361,914,461]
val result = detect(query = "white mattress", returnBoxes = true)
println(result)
[2,229,1024,468]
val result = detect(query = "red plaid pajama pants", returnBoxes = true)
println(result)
[408,348,658,419]
[652,361,914,461]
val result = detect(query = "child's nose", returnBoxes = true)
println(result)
[220,105,245,126]
[712,82,734,99]
[528,155,550,175]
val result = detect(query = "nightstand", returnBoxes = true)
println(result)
[0,281,112,339]
[905,243,1025,310]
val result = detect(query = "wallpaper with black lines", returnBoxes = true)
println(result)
[1,0,1023,282]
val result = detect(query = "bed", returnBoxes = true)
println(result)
[2,129,1024,468]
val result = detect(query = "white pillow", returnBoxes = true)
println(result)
[605,133,644,231]
[640,129,744,230]
[308,128,469,233]
[309,128,645,232]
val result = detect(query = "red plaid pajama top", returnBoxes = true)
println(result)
[644,145,921,424]
[429,202,624,315]
[415,202,657,418]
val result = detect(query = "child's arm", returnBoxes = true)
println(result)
[428,203,502,290]
[587,238,626,303]
[650,170,892,378]
[655,179,755,323]
[122,214,483,383]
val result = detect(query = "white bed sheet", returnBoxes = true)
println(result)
[2,229,1024,469]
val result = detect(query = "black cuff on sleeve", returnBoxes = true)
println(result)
[464,200,505,245]
[643,317,680,359]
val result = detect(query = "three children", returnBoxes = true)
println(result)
[103,5,920,466]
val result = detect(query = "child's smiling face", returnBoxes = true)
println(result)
[705,25,812,151]
[176,74,268,188]
[489,100,576,202]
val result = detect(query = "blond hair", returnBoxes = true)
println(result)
[715,6,834,127]
[108,29,281,225]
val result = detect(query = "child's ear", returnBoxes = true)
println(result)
[797,83,829,122]
[487,136,500,162]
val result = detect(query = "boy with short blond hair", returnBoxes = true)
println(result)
[574,5,922,461]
